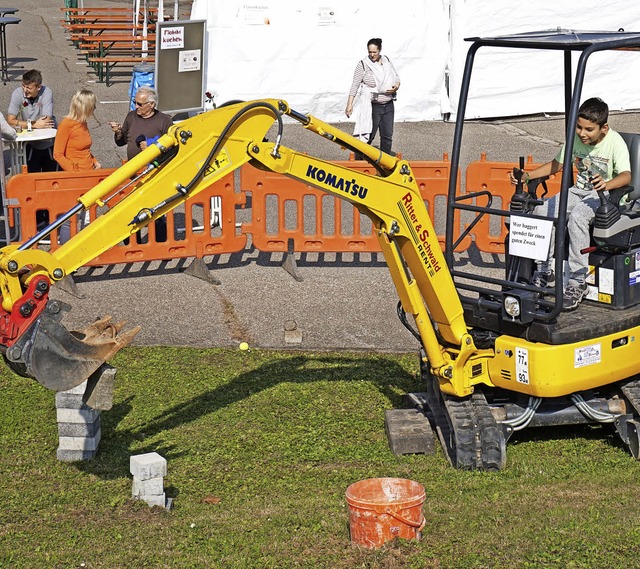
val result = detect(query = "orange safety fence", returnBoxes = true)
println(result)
[5,168,243,266]
[4,156,556,267]
[464,155,561,254]
[242,157,468,254]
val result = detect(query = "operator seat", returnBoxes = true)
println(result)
[592,132,640,250]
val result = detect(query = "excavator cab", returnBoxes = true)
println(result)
[411,29,640,468]
[447,30,640,330]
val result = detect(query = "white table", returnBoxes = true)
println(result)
[7,128,57,175]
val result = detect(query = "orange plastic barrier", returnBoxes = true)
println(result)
[5,168,243,266]
[411,159,470,252]
[242,160,380,253]
[3,156,483,269]
[242,158,466,253]
[6,168,122,242]
[464,155,561,253]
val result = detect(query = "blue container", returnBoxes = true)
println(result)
[128,63,155,110]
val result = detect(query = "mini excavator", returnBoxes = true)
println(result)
[3,30,640,469]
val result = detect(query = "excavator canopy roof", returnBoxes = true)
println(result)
[465,29,640,51]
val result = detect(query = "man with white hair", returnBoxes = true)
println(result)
[109,86,173,160]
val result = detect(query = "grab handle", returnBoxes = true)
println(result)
[385,507,426,530]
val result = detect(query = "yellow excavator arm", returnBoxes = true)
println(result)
[0,99,491,395]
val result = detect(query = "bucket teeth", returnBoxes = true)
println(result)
[4,301,140,392]
[78,315,139,345]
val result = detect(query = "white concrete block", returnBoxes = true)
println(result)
[57,430,102,451]
[56,408,100,424]
[130,452,167,480]
[132,476,164,497]
[138,493,166,508]
[60,380,89,396]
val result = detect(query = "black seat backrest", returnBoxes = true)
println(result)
[619,132,640,202]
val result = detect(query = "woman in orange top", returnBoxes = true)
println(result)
[53,89,101,171]
[53,89,101,243]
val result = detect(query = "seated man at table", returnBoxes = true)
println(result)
[7,69,57,172]
[0,111,15,178]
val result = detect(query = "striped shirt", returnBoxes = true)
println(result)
[348,56,400,104]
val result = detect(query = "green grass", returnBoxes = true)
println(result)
[2,346,640,568]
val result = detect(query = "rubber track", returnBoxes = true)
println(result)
[443,392,506,470]
[620,377,640,414]
[422,361,505,470]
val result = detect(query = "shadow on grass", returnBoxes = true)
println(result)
[75,353,422,480]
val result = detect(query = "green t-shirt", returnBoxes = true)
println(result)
[555,129,631,190]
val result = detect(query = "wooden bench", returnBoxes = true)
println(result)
[67,22,156,48]
[88,56,155,86]
[80,42,155,73]
[78,37,156,59]
[62,17,147,30]
[61,7,159,12]
[60,6,158,24]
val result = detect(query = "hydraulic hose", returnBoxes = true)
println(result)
[501,397,542,431]
[570,393,617,423]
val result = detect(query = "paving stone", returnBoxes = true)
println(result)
[130,452,167,480]
[57,419,101,438]
[56,408,100,424]
[137,493,166,508]
[57,430,102,451]
[56,448,97,462]
[132,476,164,497]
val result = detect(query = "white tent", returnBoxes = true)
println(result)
[189,0,449,120]
[190,0,640,121]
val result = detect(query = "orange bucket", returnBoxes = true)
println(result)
[345,477,426,548]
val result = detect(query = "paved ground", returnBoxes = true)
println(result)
[5,0,640,352]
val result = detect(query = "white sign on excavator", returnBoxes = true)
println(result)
[509,215,553,260]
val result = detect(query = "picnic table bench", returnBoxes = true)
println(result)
[60,6,158,24]
[62,15,148,28]
[67,22,156,48]
[88,55,155,86]
[77,33,156,57]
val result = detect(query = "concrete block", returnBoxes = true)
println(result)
[83,364,116,411]
[57,419,100,438]
[284,329,303,344]
[130,452,167,480]
[138,493,166,508]
[132,476,164,497]
[55,392,93,410]
[57,430,101,451]
[384,408,435,456]
[56,448,97,462]
[56,408,100,424]
[59,379,89,396]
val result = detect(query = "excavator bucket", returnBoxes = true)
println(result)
[3,300,140,392]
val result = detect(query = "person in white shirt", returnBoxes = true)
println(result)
[345,38,400,156]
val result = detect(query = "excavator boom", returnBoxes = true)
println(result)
[0,99,476,393]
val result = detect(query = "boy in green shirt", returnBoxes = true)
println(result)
[512,97,631,310]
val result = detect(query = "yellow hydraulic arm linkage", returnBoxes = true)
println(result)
[0,99,493,396]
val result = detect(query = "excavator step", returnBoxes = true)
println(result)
[384,408,435,456]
